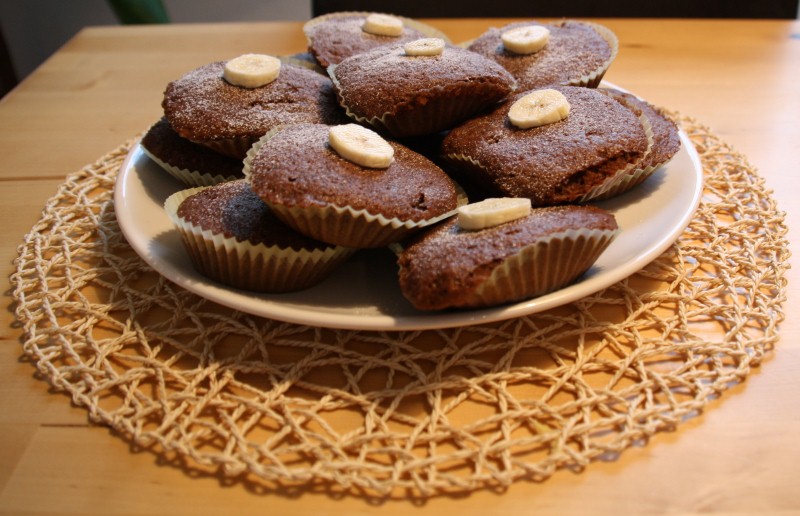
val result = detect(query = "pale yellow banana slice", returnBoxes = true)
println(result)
[362,13,404,37]
[329,124,395,169]
[223,54,281,88]
[501,25,550,55]
[508,89,570,129]
[457,198,532,230]
[404,38,446,56]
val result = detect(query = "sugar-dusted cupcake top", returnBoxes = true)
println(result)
[468,20,617,90]
[141,118,243,179]
[247,123,458,222]
[304,12,445,68]
[441,86,648,205]
[398,205,618,310]
[175,180,332,252]
[329,42,516,129]
[162,61,345,144]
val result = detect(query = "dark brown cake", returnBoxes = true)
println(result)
[398,205,619,310]
[441,86,649,206]
[303,12,447,68]
[245,123,459,247]
[600,87,681,171]
[329,42,516,138]
[162,61,346,159]
[141,117,243,186]
[468,20,617,90]
[167,180,352,292]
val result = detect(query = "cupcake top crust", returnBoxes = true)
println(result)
[176,180,332,252]
[468,20,615,90]
[330,43,516,123]
[304,13,434,68]
[162,61,344,143]
[441,86,648,205]
[247,123,458,222]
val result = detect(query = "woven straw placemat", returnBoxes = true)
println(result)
[10,114,789,498]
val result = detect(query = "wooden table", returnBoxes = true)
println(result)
[1,18,798,515]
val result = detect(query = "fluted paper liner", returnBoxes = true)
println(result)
[464,227,619,308]
[243,128,461,248]
[164,187,353,292]
[141,146,240,187]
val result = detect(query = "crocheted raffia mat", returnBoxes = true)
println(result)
[10,114,790,498]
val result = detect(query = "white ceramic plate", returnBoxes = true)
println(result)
[114,128,702,331]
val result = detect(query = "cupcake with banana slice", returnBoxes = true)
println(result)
[329,38,516,138]
[162,53,346,159]
[303,11,450,68]
[244,123,459,248]
[397,198,619,310]
[141,117,243,187]
[441,85,652,206]
[164,180,354,293]
[468,20,618,90]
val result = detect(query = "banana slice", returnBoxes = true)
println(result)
[362,13,404,37]
[223,54,281,88]
[329,124,395,169]
[501,25,550,55]
[457,198,532,230]
[508,89,570,129]
[404,38,446,56]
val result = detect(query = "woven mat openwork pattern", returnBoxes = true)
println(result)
[11,114,789,498]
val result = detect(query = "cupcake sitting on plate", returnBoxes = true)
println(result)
[329,37,516,138]
[244,122,460,248]
[397,198,619,310]
[164,180,353,293]
[162,54,346,159]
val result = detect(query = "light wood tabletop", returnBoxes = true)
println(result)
[0,18,798,515]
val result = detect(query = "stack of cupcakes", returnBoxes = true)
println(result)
[143,11,680,310]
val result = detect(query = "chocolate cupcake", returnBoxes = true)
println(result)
[303,11,450,68]
[441,86,650,206]
[164,180,353,293]
[141,117,243,187]
[244,123,459,248]
[329,40,516,138]
[397,202,619,310]
[468,20,618,90]
[594,87,681,199]
[162,57,346,159]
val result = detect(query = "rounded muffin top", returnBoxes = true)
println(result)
[304,13,432,68]
[441,86,648,205]
[329,43,516,121]
[175,180,332,252]
[162,62,345,142]
[247,123,458,222]
[468,20,615,90]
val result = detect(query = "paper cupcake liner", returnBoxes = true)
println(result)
[164,188,354,293]
[141,147,240,187]
[329,69,508,138]
[243,128,462,248]
[465,227,619,308]
[565,21,619,89]
[578,110,656,202]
